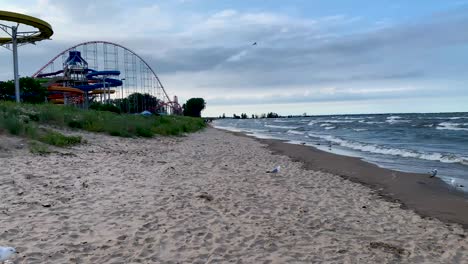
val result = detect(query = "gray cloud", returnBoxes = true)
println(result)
[1,1,468,113]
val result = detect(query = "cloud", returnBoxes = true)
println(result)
[0,1,468,114]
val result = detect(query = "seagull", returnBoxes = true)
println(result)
[429,169,437,178]
[252,42,257,46]
[0,247,16,263]
[266,166,281,173]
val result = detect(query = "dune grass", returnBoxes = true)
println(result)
[0,101,206,142]
[29,141,52,155]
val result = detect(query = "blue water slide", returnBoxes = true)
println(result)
[74,69,123,92]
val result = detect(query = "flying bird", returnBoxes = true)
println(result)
[0,247,17,263]
[429,169,437,178]
[252,42,257,46]
[266,166,281,173]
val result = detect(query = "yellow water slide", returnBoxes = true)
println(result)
[0,10,53,44]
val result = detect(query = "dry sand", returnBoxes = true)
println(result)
[0,127,467,263]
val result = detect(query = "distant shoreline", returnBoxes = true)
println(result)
[224,128,468,229]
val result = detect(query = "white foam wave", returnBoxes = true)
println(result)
[324,126,336,130]
[353,128,368,132]
[246,132,281,140]
[265,124,299,129]
[318,120,355,123]
[212,125,244,132]
[386,116,411,124]
[308,121,317,126]
[307,133,468,165]
[437,122,468,131]
[359,121,385,124]
[343,117,365,120]
[287,130,305,135]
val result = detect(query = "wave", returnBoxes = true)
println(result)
[359,121,385,124]
[212,125,244,132]
[353,128,368,132]
[324,126,336,130]
[245,132,281,140]
[385,116,411,124]
[317,120,355,123]
[437,122,468,131]
[342,117,366,120]
[265,124,299,129]
[287,130,306,135]
[307,132,468,165]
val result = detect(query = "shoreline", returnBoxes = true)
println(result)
[225,129,468,228]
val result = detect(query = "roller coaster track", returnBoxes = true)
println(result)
[32,40,173,105]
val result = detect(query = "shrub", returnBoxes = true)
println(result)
[29,141,51,155]
[37,130,82,147]
[0,101,206,140]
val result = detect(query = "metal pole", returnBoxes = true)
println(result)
[12,26,20,103]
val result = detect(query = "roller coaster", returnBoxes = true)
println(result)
[32,42,182,114]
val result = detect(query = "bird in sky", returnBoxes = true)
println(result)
[252,42,257,46]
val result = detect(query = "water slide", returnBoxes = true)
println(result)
[0,10,53,45]
[74,70,122,92]
[36,70,64,78]
[35,65,122,104]
[47,86,84,104]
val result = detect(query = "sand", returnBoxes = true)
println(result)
[0,127,467,263]
[259,136,468,228]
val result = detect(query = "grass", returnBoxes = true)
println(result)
[29,141,52,155]
[0,101,206,142]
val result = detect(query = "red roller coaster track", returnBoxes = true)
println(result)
[32,40,182,112]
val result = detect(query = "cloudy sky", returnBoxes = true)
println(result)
[1,0,468,116]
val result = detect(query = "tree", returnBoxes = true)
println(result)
[113,93,162,114]
[267,112,279,118]
[183,98,206,117]
[222,113,226,118]
[241,113,248,119]
[0,77,47,103]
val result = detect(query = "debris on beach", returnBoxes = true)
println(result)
[369,241,406,256]
[196,192,214,202]
[266,166,281,173]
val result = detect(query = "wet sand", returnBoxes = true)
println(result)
[254,136,468,229]
[1,127,467,263]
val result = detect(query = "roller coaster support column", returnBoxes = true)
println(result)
[11,26,20,102]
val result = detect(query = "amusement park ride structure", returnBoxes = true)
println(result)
[33,41,182,114]
[1,10,181,114]
[0,10,53,102]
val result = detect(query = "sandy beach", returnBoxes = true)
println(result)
[1,127,467,263]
